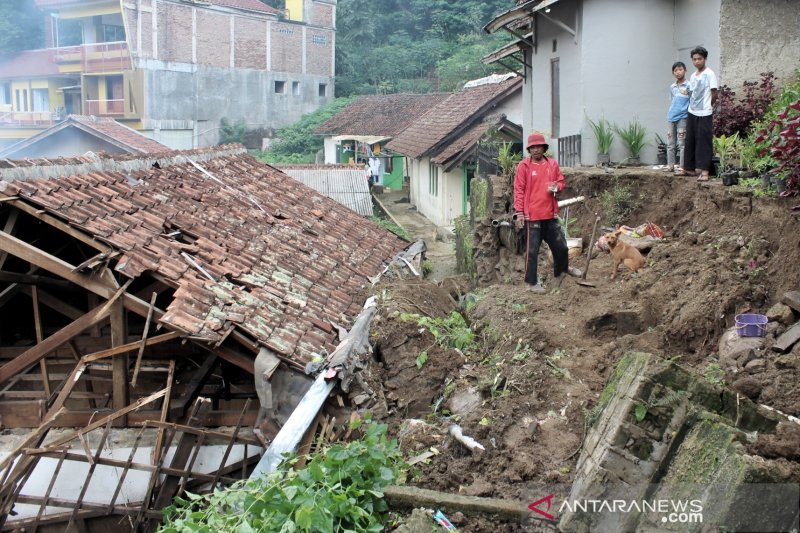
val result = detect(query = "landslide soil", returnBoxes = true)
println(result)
[367,170,800,531]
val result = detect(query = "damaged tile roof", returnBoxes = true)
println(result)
[386,76,522,160]
[0,147,407,368]
[0,115,169,159]
[431,115,522,172]
[315,93,450,137]
[276,164,373,217]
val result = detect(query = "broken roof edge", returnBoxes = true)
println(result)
[0,145,248,182]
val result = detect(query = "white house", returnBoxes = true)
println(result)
[386,75,523,227]
[483,0,800,166]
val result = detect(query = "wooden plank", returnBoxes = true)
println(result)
[0,407,258,429]
[68,420,113,527]
[151,398,212,514]
[0,210,18,270]
[45,388,166,449]
[20,285,84,320]
[145,420,260,446]
[0,271,74,289]
[31,448,68,531]
[773,321,800,353]
[131,291,158,388]
[110,299,128,426]
[31,286,52,397]
[169,355,218,417]
[153,360,175,465]
[0,399,46,427]
[0,280,131,384]
[107,426,147,514]
[383,485,533,522]
[213,345,255,374]
[44,361,88,422]
[6,200,107,252]
[83,331,181,363]
[0,229,162,320]
[209,399,251,488]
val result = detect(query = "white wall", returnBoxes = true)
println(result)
[520,0,723,166]
[323,136,337,164]
[410,157,465,228]
[495,90,524,128]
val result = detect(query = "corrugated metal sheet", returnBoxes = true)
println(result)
[277,165,374,217]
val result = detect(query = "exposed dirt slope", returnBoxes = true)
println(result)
[368,171,800,531]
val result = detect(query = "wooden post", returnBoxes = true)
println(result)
[31,286,52,398]
[110,299,128,427]
[131,291,158,389]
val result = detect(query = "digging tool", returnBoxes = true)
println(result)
[577,215,601,287]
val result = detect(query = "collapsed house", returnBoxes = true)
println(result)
[0,146,407,530]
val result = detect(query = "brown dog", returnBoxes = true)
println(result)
[605,230,646,280]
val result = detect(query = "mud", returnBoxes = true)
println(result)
[368,170,800,530]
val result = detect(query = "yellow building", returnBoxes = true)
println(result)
[0,0,337,151]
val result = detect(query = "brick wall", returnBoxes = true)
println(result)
[234,17,267,70]
[196,10,231,68]
[157,2,193,63]
[310,3,334,28]
[306,29,333,76]
[140,11,153,58]
[270,22,303,73]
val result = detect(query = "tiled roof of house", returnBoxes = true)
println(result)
[431,115,522,171]
[386,76,522,160]
[0,115,169,158]
[276,164,373,217]
[315,93,450,137]
[0,147,406,368]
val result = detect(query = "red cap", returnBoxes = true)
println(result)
[526,132,549,150]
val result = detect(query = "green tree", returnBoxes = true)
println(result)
[0,0,44,52]
[257,96,355,163]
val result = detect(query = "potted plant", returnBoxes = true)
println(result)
[614,119,647,165]
[588,117,614,164]
[713,133,741,185]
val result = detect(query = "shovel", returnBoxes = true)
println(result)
[577,215,601,288]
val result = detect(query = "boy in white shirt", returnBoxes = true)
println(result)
[680,46,718,181]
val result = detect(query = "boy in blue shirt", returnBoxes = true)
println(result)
[666,61,689,173]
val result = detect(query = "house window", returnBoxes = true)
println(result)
[312,34,327,45]
[32,88,49,112]
[552,39,557,53]
[15,89,28,112]
[275,81,286,94]
[318,83,327,97]
[102,24,125,42]
[384,157,394,174]
[292,81,300,96]
[428,163,439,197]
[0,83,10,106]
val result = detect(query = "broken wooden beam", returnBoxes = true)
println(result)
[131,291,159,388]
[383,485,532,522]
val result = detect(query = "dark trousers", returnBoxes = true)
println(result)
[683,113,713,172]
[525,219,569,285]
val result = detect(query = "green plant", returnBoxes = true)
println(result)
[400,312,476,352]
[614,119,648,159]
[587,117,614,155]
[159,422,405,533]
[370,216,410,240]
[703,362,726,387]
[598,180,642,225]
[633,402,648,422]
[421,260,433,277]
[219,117,247,144]
[415,351,428,369]
[497,141,523,187]
[713,132,741,173]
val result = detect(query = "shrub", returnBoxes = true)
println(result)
[159,422,405,533]
[756,97,800,195]
[714,72,777,136]
[712,132,741,173]
[598,181,642,225]
[218,117,247,145]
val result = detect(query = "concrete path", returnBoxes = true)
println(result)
[373,189,457,282]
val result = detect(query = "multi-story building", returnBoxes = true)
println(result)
[0,0,336,150]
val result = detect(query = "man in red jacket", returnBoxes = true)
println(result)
[514,132,579,293]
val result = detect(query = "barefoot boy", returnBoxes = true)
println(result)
[666,61,689,173]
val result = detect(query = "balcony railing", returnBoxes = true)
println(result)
[0,111,57,126]
[84,99,124,116]
[52,41,131,74]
